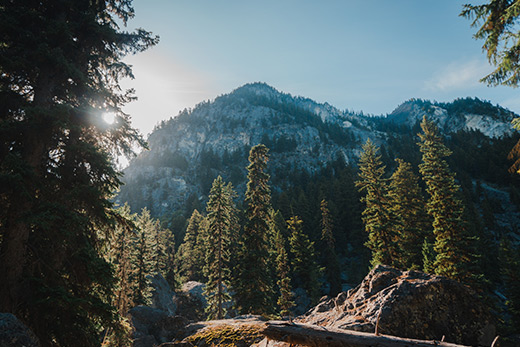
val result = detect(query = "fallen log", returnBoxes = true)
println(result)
[260,321,471,347]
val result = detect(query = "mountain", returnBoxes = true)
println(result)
[117,83,518,216]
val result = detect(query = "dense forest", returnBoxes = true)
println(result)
[2,1,520,346]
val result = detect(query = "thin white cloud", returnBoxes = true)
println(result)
[425,59,492,92]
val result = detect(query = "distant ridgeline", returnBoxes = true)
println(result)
[117,82,520,279]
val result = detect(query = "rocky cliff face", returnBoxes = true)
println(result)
[117,83,518,217]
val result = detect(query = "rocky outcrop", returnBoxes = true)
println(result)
[0,313,40,347]
[130,306,189,346]
[297,265,495,346]
[149,273,177,315]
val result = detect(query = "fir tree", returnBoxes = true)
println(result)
[388,159,430,270]
[274,222,295,317]
[356,139,400,268]
[320,199,342,296]
[418,116,481,284]
[499,237,520,330]
[234,144,276,315]
[288,216,321,303]
[177,209,206,283]
[203,176,237,319]
[0,1,157,344]
[107,204,136,316]
[131,208,155,306]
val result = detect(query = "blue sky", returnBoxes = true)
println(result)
[120,0,520,136]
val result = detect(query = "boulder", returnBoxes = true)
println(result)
[298,265,495,346]
[0,313,40,347]
[129,306,188,346]
[148,273,177,315]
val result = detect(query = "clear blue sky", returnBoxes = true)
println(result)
[120,0,520,136]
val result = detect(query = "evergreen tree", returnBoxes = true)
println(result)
[177,209,206,283]
[203,176,238,319]
[499,237,520,330]
[274,221,295,317]
[388,159,430,270]
[131,208,155,306]
[356,139,400,268]
[107,204,136,316]
[234,144,276,315]
[418,116,481,283]
[0,1,157,344]
[320,199,342,296]
[288,216,321,303]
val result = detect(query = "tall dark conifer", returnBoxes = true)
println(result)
[234,144,275,315]
[418,116,481,284]
[388,159,430,270]
[0,1,157,344]
[203,176,237,319]
[288,216,321,303]
[177,209,206,283]
[356,139,400,268]
[320,199,342,296]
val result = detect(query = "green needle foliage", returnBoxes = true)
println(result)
[177,209,206,283]
[288,216,321,304]
[389,159,431,270]
[356,139,400,268]
[320,199,342,296]
[234,144,276,315]
[418,116,482,284]
[0,1,157,345]
[272,210,295,317]
[203,176,238,320]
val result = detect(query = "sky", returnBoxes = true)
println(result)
[119,0,520,137]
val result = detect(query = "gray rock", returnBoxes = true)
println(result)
[149,273,176,315]
[0,313,40,347]
[300,265,496,346]
[129,306,188,346]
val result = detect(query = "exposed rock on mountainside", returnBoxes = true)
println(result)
[297,265,495,346]
[117,83,518,218]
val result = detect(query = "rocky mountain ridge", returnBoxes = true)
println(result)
[117,82,518,219]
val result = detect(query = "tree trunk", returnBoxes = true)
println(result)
[261,321,470,347]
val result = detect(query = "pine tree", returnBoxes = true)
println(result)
[203,176,238,319]
[288,216,321,303]
[234,144,276,315]
[177,209,206,283]
[0,1,157,344]
[499,237,520,330]
[356,139,400,268]
[274,221,295,317]
[418,116,481,283]
[320,199,342,296]
[388,159,430,270]
[108,204,136,316]
[131,208,155,306]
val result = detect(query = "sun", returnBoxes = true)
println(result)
[102,112,116,124]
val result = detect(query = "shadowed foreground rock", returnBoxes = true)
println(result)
[294,265,495,346]
[0,313,40,347]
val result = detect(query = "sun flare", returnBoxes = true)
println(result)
[102,112,116,124]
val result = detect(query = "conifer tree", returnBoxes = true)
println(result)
[203,176,238,319]
[234,144,276,315]
[356,139,400,268]
[320,199,342,296]
[388,159,430,270]
[177,209,206,283]
[274,223,295,317]
[0,1,157,344]
[499,237,520,329]
[418,116,481,283]
[131,208,155,305]
[288,216,321,303]
[108,204,136,316]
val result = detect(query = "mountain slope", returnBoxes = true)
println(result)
[117,83,519,220]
